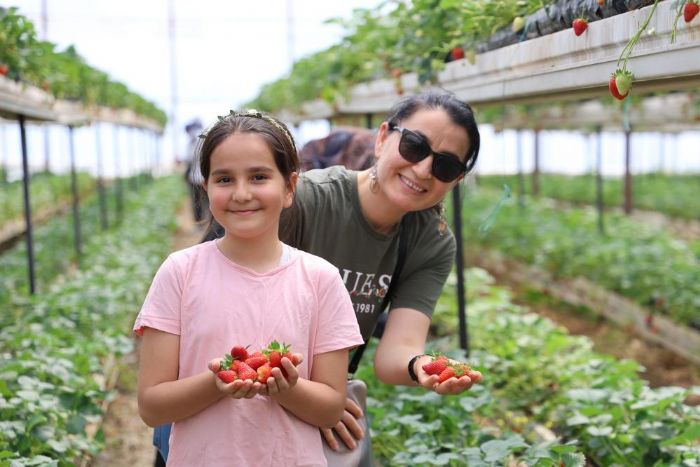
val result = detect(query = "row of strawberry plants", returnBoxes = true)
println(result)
[356,269,699,465]
[0,171,94,228]
[477,172,700,221]
[0,7,166,125]
[0,175,149,304]
[453,187,700,329]
[0,176,183,466]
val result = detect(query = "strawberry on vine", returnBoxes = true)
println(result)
[572,18,588,36]
[609,69,632,100]
[685,0,699,23]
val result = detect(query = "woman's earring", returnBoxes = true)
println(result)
[438,202,447,236]
[369,165,380,193]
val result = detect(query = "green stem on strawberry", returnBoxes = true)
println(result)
[671,0,686,44]
[616,0,660,70]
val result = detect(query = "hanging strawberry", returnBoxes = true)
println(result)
[609,69,632,100]
[684,0,699,22]
[572,18,588,36]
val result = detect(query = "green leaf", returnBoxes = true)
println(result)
[659,424,700,447]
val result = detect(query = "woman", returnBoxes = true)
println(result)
[153,90,482,465]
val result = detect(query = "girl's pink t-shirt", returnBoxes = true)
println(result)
[133,241,364,467]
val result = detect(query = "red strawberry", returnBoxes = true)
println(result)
[282,352,302,366]
[609,72,628,100]
[684,1,699,22]
[268,351,282,368]
[0,64,8,76]
[450,47,465,61]
[244,355,268,370]
[236,361,258,381]
[422,356,448,375]
[256,364,272,383]
[572,18,588,36]
[217,370,237,384]
[437,367,456,383]
[230,345,249,361]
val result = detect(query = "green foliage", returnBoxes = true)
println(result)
[453,186,700,328]
[0,7,166,125]
[247,0,555,112]
[0,176,183,464]
[477,172,700,220]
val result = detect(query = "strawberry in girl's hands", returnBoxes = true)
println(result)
[212,340,303,388]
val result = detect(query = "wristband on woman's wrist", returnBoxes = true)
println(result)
[407,354,425,383]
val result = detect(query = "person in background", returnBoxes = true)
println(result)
[137,110,363,466]
[299,126,376,171]
[182,119,206,223]
[154,91,484,466]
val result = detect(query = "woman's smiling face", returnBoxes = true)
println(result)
[374,108,471,213]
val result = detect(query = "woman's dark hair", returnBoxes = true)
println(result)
[385,90,480,175]
[198,112,298,185]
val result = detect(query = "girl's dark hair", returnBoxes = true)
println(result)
[385,91,480,174]
[198,112,298,185]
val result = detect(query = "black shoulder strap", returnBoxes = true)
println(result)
[348,215,411,375]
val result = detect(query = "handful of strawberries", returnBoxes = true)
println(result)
[217,340,302,384]
[422,354,481,384]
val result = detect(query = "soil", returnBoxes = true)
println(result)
[90,197,203,467]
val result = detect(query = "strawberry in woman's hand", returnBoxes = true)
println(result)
[422,355,449,375]
[217,370,237,384]
[231,345,249,361]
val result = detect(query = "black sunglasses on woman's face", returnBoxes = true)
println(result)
[389,124,467,182]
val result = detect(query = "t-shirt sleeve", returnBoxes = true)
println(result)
[390,229,456,318]
[133,254,184,336]
[313,266,365,355]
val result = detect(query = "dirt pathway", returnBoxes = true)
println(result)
[91,197,202,467]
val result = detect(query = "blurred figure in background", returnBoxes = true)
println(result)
[183,119,206,223]
[299,127,376,172]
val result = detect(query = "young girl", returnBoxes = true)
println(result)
[134,110,364,466]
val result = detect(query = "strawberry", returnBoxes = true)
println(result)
[437,367,456,383]
[572,18,588,36]
[684,1,699,22]
[449,47,465,61]
[614,68,633,95]
[422,355,448,375]
[282,351,302,366]
[230,345,249,361]
[609,69,631,100]
[256,364,272,383]
[0,64,8,76]
[263,340,289,368]
[217,370,237,384]
[512,16,525,33]
[236,361,258,381]
[244,355,268,370]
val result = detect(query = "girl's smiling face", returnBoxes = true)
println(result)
[374,108,471,213]
[205,132,296,241]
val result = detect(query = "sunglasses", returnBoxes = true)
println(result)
[389,124,467,182]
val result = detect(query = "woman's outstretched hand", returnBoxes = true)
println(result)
[413,355,483,396]
[321,396,365,451]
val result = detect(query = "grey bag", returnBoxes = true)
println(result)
[323,379,373,467]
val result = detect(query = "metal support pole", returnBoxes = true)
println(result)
[452,184,469,354]
[68,125,82,261]
[95,123,108,229]
[18,115,36,294]
[113,125,124,222]
[623,129,632,215]
[365,113,373,130]
[516,130,525,208]
[595,127,605,235]
[532,129,540,197]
